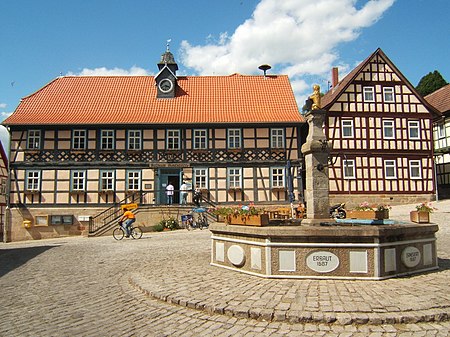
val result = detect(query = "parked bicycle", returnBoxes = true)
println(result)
[181,207,208,230]
[113,220,143,240]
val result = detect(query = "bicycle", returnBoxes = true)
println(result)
[113,220,143,240]
[181,207,208,230]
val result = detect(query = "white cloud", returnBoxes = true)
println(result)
[180,0,395,104]
[0,103,6,109]
[67,66,151,76]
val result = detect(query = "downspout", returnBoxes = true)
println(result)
[4,126,11,242]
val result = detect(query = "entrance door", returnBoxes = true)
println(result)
[158,169,181,205]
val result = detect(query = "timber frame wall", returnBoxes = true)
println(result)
[324,50,436,207]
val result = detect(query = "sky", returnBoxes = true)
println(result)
[1,0,449,148]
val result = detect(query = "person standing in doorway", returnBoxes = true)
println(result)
[166,182,174,205]
[180,181,189,205]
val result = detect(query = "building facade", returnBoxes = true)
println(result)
[322,48,439,207]
[426,84,450,199]
[3,50,305,241]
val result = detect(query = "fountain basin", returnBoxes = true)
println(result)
[210,222,438,280]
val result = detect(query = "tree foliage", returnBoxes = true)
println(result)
[416,70,448,96]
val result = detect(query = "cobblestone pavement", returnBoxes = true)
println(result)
[1,200,449,336]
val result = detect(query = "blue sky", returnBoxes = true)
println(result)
[1,0,449,147]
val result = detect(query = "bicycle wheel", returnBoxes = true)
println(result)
[130,227,143,239]
[113,227,125,240]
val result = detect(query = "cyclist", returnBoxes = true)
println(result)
[120,207,136,237]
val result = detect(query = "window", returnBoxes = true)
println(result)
[363,87,375,102]
[26,170,41,190]
[383,87,395,103]
[409,160,422,179]
[271,129,285,149]
[341,120,354,138]
[101,130,115,150]
[72,130,86,150]
[271,167,285,188]
[194,168,208,189]
[167,129,180,150]
[193,129,207,150]
[437,123,445,139]
[100,170,115,191]
[343,160,355,179]
[383,120,395,139]
[227,129,241,149]
[384,160,397,179]
[228,167,242,189]
[27,130,41,149]
[128,130,141,150]
[408,121,420,140]
[127,170,141,191]
[50,215,73,225]
[71,170,86,191]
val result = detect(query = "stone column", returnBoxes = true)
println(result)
[301,109,333,225]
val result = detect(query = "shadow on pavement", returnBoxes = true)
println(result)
[0,245,58,277]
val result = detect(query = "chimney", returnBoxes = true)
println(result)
[332,67,339,88]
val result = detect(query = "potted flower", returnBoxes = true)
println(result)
[347,202,390,220]
[375,204,391,219]
[410,202,436,223]
[347,202,375,220]
[210,203,269,226]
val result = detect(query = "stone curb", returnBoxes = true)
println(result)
[128,275,450,326]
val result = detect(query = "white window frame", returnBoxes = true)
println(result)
[343,160,355,179]
[271,167,285,188]
[127,130,142,150]
[194,167,208,189]
[193,129,207,150]
[227,167,242,189]
[26,170,41,191]
[101,130,115,150]
[27,130,41,150]
[363,87,375,102]
[227,129,241,149]
[383,87,395,103]
[384,160,397,179]
[127,170,141,191]
[100,170,115,191]
[409,160,422,179]
[166,129,180,150]
[408,121,420,140]
[271,128,285,149]
[72,129,87,150]
[437,123,445,139]
[341,120,354,138]
[383,120,395,139]
[71,170,86,191]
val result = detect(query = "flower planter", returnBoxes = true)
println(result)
[227,214,269,226]
[347,210,389,220]
[410,211,430,223]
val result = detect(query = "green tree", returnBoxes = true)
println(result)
[416,70,448,96]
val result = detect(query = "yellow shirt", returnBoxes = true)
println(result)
[123,210,135,219]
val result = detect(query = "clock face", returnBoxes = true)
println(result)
[158,79,174,93]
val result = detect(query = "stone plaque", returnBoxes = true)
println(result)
[227,245,245,266]
[401,246,421,268]
[306,251,339,273]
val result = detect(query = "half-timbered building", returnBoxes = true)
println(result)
[426,84,450,199]
[322,48,439,207]
[2,49,305,241]
[0,142,8,242]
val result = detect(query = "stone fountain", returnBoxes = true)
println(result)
[209,86,438,280]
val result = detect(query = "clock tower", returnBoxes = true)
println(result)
[155,41,178,98]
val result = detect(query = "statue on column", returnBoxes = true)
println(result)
[303,84,321,112]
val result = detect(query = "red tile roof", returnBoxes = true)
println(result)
[4,74,303,126]
[425,84,450,114]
